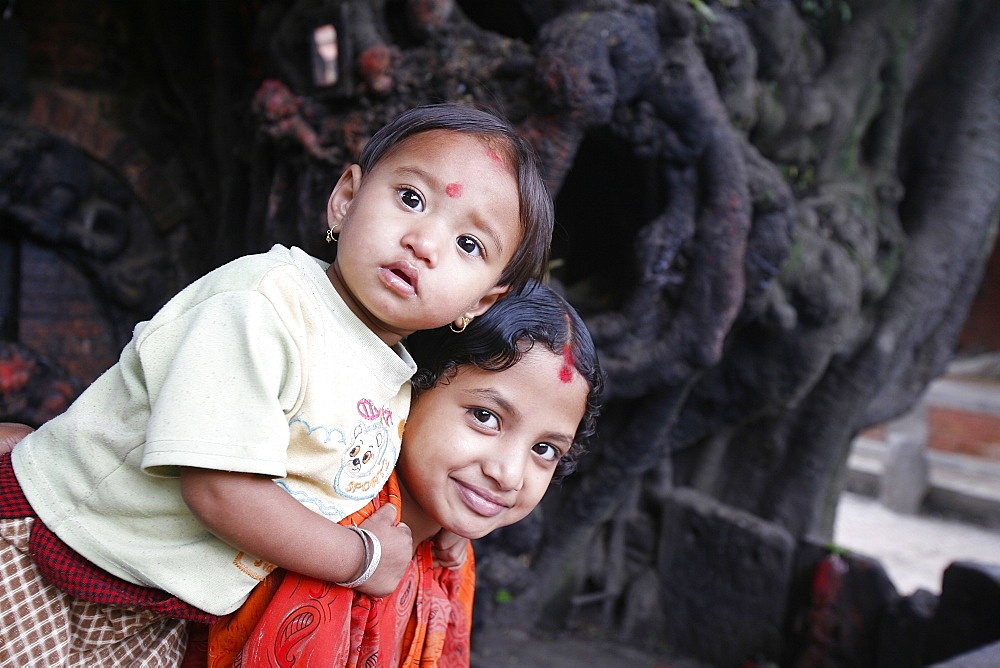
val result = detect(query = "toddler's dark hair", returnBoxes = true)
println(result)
[406,281,603,483]
[359,103,553,294]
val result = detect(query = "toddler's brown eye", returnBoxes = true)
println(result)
[400,188,423,210]
[457,235,482,256]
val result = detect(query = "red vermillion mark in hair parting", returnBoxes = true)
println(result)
[559,343,575,383]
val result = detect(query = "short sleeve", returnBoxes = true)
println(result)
[138,290,303,478]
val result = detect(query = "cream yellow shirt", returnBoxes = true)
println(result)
[12,245,415,615]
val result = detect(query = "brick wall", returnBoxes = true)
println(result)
[18,243,125,385]
[958,235,1000,353]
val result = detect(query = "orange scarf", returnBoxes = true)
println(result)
[202,472,476,667]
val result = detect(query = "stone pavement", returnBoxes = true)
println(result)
[834,491,1000,595]
[472,627,696,668]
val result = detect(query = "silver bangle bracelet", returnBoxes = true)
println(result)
[336,526,381,588]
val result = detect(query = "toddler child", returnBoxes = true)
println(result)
[0,103,554,666]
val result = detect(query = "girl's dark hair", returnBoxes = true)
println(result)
[358,103,553,294]
[406,281,603,483]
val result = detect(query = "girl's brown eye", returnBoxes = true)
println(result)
[471,408,499,429]
[533,443,559,462]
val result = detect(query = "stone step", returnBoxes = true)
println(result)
[930,376,1000,416]
[847,436,1000,529]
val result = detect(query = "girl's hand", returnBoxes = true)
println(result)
[431,529,469,570]
[355,503,414,597]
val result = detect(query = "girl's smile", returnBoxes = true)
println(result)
[453,479,509,518]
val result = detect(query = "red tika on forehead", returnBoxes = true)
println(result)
[559,343,575,383]
[445,182,463,198]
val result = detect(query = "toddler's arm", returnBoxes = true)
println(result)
[179,467,413,597]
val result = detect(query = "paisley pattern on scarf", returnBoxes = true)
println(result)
[205,472,475,667]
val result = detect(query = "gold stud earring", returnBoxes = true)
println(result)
[449,316,472,333]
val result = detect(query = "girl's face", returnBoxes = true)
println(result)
[397,346,589,542]
[326,130,521,347]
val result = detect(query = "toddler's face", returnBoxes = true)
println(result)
[397,346,589,540]
[327,130,522,345]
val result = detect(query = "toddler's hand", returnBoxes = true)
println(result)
[355,503,413,597]
[431,530,469,570]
